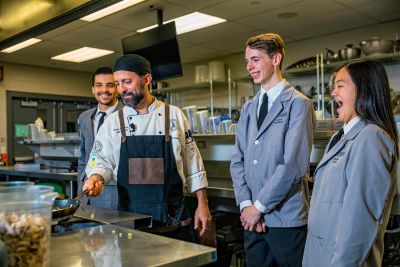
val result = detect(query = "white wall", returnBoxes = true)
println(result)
[0,63,91,151]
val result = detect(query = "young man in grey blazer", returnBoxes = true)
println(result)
[77,66,123,209]
[230,33,316,267]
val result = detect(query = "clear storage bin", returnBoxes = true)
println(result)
[0,185,57,266]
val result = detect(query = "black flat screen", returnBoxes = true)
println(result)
[122,22,183,81]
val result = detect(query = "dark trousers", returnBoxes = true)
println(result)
[244,225,307,267]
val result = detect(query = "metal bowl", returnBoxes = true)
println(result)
[338,44,361,61]
[360,37,394,56]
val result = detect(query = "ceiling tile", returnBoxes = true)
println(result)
[48,24,128,46]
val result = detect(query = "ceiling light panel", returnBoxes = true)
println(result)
[137,12,227,35]
[51,47,114,63]
[80,0,146,22]
[1,38,42,53]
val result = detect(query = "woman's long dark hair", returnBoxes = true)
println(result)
[339,59,398,155]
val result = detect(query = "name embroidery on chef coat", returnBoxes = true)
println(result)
[93,140,103,152]
[170,119,177,132]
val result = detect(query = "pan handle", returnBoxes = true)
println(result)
[75,189,89,200]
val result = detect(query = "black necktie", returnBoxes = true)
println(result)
[328,128,344,151]
[258,93,269,129]
[97,112,106,133]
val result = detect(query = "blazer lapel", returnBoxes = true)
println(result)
[89,107,97,139]
[315,120,367,172]
[256,86,293,138]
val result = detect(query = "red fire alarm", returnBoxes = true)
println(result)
[0,66,3,81]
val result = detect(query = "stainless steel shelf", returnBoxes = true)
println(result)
[284,51,400,75]
[159,81,229,93]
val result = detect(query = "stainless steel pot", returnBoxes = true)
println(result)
[360,37,394,56]
[338,44,361,61]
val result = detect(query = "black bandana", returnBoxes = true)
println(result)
[113,54,151,75]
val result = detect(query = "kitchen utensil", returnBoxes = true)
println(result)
[285,57,317,70]
[219,119,232,134]
[52,189,89,221]
[360,37,394,56]
[324,48,338,63]
[0,185,57,267]
[338,44,361,60]
[27,123,39,140]
[182,105,198,132]
[195,110,209,134]
[207,116,221,134]
[229,124,238,134]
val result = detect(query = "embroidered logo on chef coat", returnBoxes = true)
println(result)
[170,119,177,132]
[185,129,194,143]
[93,140,103,152]
[90,154,100,167]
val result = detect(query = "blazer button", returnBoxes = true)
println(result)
[253,160,257,164]
[254,140,259,144]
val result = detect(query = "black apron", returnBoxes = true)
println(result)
[116,104,191,231]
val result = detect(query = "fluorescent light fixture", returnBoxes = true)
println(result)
[137,12,226,35]
[1,38,42,53]
[51,47,114,63]
[81,0,146,22]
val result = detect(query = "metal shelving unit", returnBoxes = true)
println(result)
[284,51,400,76]
[158,70,235,118]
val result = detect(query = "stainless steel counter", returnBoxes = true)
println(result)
[0,166,77,197]
[74,205,152,229]
[51,224,217,267]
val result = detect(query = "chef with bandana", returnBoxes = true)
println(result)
[83,54,211,242]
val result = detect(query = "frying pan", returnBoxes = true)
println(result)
[52,189,89,222]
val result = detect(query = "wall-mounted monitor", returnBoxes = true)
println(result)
[121,22,183,81]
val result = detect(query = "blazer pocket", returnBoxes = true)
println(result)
[128,158,165,184]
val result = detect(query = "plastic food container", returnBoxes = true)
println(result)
[0,185,57,266]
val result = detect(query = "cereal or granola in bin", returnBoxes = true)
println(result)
[0,212,50,267]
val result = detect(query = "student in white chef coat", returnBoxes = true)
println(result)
[303,59,399,267]
[83,54,211,242]
[230,33,315,267]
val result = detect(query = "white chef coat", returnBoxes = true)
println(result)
[85,100,208,193]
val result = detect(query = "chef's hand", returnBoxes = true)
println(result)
[194,189,212,236]
[83,174,104,196]
[194,204,212,236]
[240,205,262,232]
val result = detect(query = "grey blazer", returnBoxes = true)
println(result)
[303,120,397,267]
[230,85,316,227]
[77,102,123,209]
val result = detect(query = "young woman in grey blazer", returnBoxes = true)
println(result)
[303,60,398,267]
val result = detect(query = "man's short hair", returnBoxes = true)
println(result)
[92,66,113,86]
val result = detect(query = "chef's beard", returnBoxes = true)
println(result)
[121,79,145,108]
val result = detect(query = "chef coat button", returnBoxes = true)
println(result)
[255,140,259,144]
[253,160,257,164]
[158,113,162,116]
[158,131,162,134]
